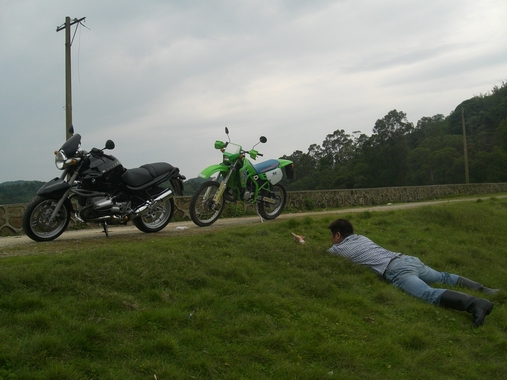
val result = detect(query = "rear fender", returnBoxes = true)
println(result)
[278,159,295,180]
[277,159,293,168]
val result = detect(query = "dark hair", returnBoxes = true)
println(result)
[328,219,354,238]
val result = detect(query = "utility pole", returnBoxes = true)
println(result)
[461,107,470,184]
[56,16,86,140]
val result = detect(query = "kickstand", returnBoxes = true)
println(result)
[102,221,109,237]
[255,205,264,223]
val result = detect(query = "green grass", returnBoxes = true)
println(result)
[1,198,507,379]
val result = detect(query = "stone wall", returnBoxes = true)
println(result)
[0,203,24,236]
[2,183,507,236]
[285,183,507,209]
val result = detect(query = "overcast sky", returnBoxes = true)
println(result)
[1,0,506,184]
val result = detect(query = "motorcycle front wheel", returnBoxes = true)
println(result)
[22,196,72,242]
[133,197,175,233]
[189,180,226,227]
[258,183,287,220]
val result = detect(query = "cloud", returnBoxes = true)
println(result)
[1,0,507,183]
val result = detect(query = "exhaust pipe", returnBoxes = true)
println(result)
[133,188,173,215]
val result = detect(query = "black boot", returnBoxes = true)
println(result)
[439,290,494,328]
[457,276,500,295]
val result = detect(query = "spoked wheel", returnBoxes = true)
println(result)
[133,197,175,233]
[189,180,226,227]
[22,196,72,242]
[258,183,287,220]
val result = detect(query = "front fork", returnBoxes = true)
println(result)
[49,168,80,221]
[212,162,237,204]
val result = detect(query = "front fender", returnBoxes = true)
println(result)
[37,178,71,199]
[197,164,228,179]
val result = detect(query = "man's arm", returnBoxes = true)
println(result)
[291,232,306,244]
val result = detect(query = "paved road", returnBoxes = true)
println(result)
[1,195,504,249]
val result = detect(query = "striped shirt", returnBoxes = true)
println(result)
[327,234,400,275]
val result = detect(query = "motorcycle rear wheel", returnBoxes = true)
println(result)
[189,180,226,227]
[22,196,72,242]
[133,197,175,233]
[258,183,287,220]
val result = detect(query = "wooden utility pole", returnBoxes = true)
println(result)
[56,16,86,140]
[461,107,470,184]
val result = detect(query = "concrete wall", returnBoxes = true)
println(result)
[2,183,507,236]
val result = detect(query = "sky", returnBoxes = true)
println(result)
[1,0,507,183]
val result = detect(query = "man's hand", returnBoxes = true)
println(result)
[291,232,306,244]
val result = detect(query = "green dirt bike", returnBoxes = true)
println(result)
[189,128,294,227]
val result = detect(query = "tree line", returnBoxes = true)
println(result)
[281,81,507,191]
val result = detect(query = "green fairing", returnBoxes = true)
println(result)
[197,164,228,179]
[239,160,256,187]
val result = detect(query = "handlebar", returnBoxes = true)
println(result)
[242,149,263,157]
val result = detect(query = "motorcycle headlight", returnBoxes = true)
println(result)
[55,150,67,170]
[223,155,230,164]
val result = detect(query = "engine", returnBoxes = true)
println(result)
[76,196,131,222]
[241,179,257,201]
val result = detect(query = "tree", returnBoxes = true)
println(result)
[320,129,354,169]
[372,109,414,143]
[470,147,507,183]
[367,110,414,187]
[430,147,463,184]
[409,114,446,149]
[496,117,507,152]
[407,147,433,185]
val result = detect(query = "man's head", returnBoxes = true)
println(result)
[328,218,354,244]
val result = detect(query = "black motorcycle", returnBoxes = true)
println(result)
[22,129,186,242]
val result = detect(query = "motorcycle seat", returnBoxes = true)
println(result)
[253,159,279,174]
[122,162,177,188]
[140,162,176,177]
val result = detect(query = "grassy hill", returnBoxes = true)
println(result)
[1,198,506,379]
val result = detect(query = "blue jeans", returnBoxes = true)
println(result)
[383,255,459,305]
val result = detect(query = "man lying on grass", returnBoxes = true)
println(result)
[293,218,499,328]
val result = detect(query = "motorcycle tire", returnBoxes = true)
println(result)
[22,195,72,242]
[258,183,287,220]
[189,180,226,227]
[133,197,175,233]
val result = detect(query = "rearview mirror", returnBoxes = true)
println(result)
[105,140,115,150]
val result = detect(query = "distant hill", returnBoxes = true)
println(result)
[0,181,45,204]
[0,180,37,187]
